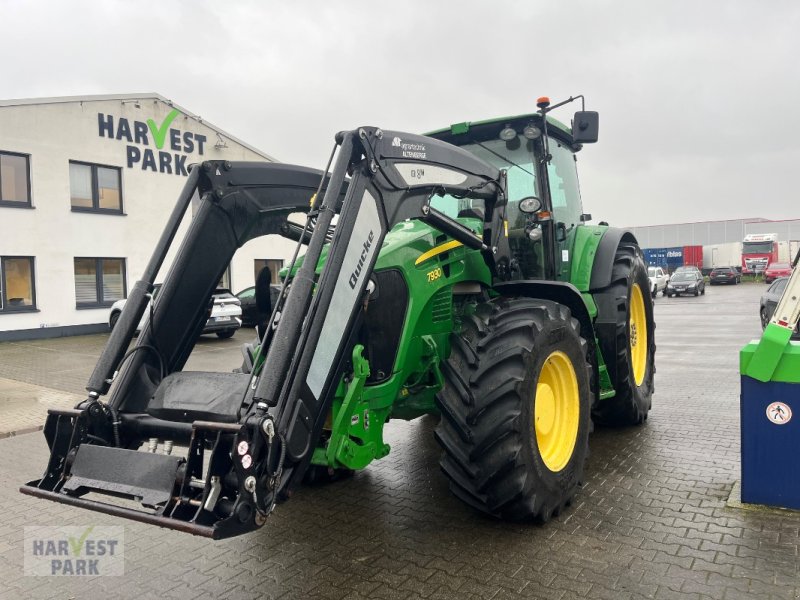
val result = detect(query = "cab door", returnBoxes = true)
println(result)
[546,138,584,282]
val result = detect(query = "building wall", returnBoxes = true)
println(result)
[0,97,295,338]
[629,218,800,248]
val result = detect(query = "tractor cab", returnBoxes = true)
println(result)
[427,97,598,282]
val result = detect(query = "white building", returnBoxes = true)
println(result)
[0,93,294,341]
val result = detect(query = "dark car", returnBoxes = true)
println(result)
[709,267,741,285]
[665,271,705,297]
[236,284,282,328]
[764,262,793,284]
[760,277,800,338]
[673,265,702,277]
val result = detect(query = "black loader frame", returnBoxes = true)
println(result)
[21,127,507,539]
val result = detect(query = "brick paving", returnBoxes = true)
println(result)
[0,284,798,599]
[0,378,82,437]
[0,330,249,434]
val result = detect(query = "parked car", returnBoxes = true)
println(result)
[764,262,793,284]
[672,265,702,277]
[236,284,282,328]
[665,271,705,297]
[109,286,242,338]
[760,277,800,338]
[647,266,669,297]
[709,267,741,285]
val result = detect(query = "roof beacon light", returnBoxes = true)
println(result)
[536,96,550,109]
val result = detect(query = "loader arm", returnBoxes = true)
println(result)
[21,127,504,539]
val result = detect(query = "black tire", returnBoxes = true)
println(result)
[109,311,120,331]
[216,329,236,339]
[435,298,592,522]
[592,243,655,426]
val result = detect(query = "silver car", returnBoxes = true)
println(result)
[109,285,242,339]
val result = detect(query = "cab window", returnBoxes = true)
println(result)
[547,140,583,229]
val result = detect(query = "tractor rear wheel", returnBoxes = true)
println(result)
[435,298,592,522]
[592,243,655,426]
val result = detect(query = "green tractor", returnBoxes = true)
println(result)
[22,96,655,538]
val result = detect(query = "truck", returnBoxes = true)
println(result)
[643,245,702,274]
[742,233,778,274]
[21,97,656,540]
[704,242,742,271]
[779,241,800,264]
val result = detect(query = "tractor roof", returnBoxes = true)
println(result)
[426,112,573,140]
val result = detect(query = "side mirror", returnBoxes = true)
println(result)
[573,111,599,143]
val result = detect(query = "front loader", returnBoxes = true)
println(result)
[21,97,655,539]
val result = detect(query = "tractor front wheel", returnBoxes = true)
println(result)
[435,298,592,522]
[592,243,656,426]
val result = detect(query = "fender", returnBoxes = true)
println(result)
[588,227,639,291]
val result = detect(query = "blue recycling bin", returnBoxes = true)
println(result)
[740,342,800,509]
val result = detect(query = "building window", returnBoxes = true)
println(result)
[70,161,123,213]
[254,259,284,284]
[218,265,232,290]
[74,258,126,307]
[0,256,36,312]
[0,151,32,207]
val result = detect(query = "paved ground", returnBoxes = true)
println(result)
[1,283,799,599]
[0,330,249,435]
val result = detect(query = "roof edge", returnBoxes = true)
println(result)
[0,93,277,162]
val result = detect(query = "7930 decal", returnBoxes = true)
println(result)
[427,267,443,283]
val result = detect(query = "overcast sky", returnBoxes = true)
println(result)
[3,0,799,226]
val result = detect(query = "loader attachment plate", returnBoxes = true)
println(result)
[62,445,184,508]
[21,407,266,540]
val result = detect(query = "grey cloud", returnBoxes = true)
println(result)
[2,0,799,225]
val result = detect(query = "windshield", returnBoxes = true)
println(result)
[430,137,538,229]
[743,241,774,254]
[648,267,657,276]
[771,279,788,294]
[671,273,696,282]
[429,132,581,281]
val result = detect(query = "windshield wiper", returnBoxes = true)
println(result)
[474,141,535,177]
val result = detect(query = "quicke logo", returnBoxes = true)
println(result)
[348,231,375,289]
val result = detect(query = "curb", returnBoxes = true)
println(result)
[0,425,44,440]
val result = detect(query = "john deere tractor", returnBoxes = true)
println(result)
[21,96,655,538]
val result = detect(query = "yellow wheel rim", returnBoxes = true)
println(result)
[534,351,580,472]
[629,283,648,386]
